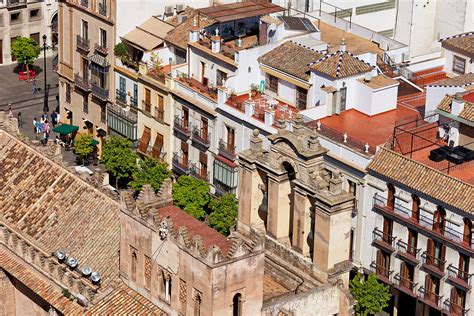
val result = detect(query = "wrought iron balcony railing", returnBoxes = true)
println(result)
[218,139,236,161]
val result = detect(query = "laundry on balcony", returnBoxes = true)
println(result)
[89,54,110,68]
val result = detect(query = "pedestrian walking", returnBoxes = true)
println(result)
[32,80,37,94]
[33,117,38,134]
[17,112,23,128]
[51,110,58,127]
[7,105,13,118]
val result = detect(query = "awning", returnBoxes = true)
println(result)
[91,139,100,146]
[52,124,79,135]
[260,65,311,90]
[89,54,110,68]
[121,16,174,52]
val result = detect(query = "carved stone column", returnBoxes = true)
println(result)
[292,185,312,256]
[267,175,292,240]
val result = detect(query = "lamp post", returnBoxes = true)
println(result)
[42,34,49,113]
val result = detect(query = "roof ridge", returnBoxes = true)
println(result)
[440,31,474,42]
[375,147,474,188]
[288,40,323,54]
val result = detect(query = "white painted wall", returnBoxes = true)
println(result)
[425,85,465,115]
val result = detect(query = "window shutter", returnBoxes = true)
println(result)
[440,244,446,271]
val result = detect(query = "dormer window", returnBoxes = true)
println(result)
[453,55,466,74]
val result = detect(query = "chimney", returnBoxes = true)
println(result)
[452,93,465,116]
[264,108,275,126]
[211,29,221,54]
[339,37,346,52]
[364,72,372,82]
[244,101,254,116]
[189,17,199,43]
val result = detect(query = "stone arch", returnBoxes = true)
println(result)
[276,156,299,181]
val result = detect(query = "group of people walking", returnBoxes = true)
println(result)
[33,111,58,145]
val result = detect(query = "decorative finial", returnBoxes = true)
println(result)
[215,28,219,36]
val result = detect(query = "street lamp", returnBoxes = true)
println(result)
[42,34,49,113]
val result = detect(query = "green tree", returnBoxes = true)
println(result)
[208,193,238,235]
[172,175,210,220]
[113,42,129,59]
[350,273,391,316]
[73,134,94,165]
[101,136,137,188]
[129,157,171,193]
[11,37,41,77]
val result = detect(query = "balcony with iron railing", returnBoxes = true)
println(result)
[218,139,236,161]
[192,127,211,148]
[370,261,393,285]
[421,252,446,277]
[396,239,421,264]
[443,299,470,316]
[372,228,396,253]
[107,103,137,123]
[74,73,91,92]
[95,43,108,55]
[190,163,210,182]
[173,116,191,138]
[394,273,417,297]
[373,194,474,253]
[172,152,190,174]
[447,264,472,291]
[130,97,138,109]
[92,83,109,101]
[418,287,443,310]
[116,89,127,104]
[76,35,90,52]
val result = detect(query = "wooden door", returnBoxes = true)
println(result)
[387,184,395,209]
[201,117,208,141]
[382,217,392,243]
[463,218,472,245]
[227,126,235,150]
[199,151,207,176]
[407,229,417,255]
[411,195,420,222]
[181,141,188,166]
[183,108,189,128]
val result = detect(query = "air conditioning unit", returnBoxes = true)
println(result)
[177,15,187,24]
[176,4,185,13]
[164,6,174,15]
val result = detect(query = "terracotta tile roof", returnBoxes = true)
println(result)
[309,50,373,79]
[0,250,83,314]
[357,74,399,90]
[368,148,474,212]
[0,131,121,288]
[258,41,323,81]
[164,8,215,50]
[156,205,232,254]
[440,31,474,57]
[437,94,474,122]
[263,274,289,302]
[427,73,474,87]
[86,282,165,315]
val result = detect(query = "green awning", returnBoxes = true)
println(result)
[91,139,100,146]
[52,124,79,135]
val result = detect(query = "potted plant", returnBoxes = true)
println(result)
[251,84,260,97]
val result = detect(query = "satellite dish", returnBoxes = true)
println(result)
[56,250,66,261]
[67,257,78,269]
[91,272,101,284]
[81,266,92,277]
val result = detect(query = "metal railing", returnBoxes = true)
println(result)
[74,73,91,91]
[94,43,108,54]
[418,287,443,307]
[192,127,211,147]
[116,89,126,103]
[173,116,191,136]
[76,35,90,51]
[107,103,137,123]
[396,239,421,259]
[373,228,396,248]
[172,152,189,172]
[444,300,470,316]
[447,264,472,286]
[190,163,210,182]
[421,251,446,272]
[130,97,138,109]
[370,261,393,280]
[91,83,109,101]
[394,273,417,293]
[218,139,236,161]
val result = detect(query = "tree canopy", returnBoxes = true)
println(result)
[208,193,238,235]
[129,157,171,193]
[172,175,210,220]
[74,134,94,165]
[11,37,41,65]
[349,273,391,316]
[101,136,137,188]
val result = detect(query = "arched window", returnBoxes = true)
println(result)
[433,206,446,235]
[131,250,137,281]
[194,293,202,316]
[411,195,420,222]
[165,275,172,302]
[232,293,242,316]
[463,218,472,246]
[387,184,396,209]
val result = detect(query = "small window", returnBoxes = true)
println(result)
[216,69,227,86]
[100,28,107,47]
[83,96,88,113]
[296,86,307,110]
[66,84,71,103]
[10,12,20,22]
[348,180,357,197]
[453,55,466,74]
[232,293,242,316]
[175,48,186,64]
[30,9,40,18]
